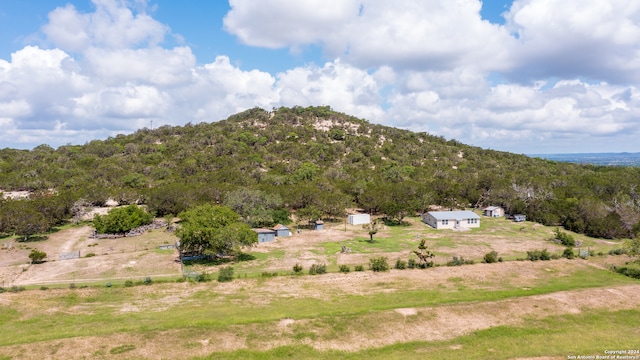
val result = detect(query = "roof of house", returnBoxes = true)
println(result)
[315,220,324,224]
[483,206,502,211]
[427,210,481,220]
[273,224,289,230]
[253,228,276,234]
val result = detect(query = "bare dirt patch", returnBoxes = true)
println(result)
[0,225,180,286]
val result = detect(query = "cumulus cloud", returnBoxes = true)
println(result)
[505,0,640,83]
[224,0,514,72]
[1,0,640,153]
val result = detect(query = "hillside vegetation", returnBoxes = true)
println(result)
[1,106,640,239]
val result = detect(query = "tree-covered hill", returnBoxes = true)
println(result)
[1,106,639,239]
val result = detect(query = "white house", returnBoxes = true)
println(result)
[422,210,481,230]
[483,206,505,217]
[347,213,371,225]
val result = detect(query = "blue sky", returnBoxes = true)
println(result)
[1,0,639,154]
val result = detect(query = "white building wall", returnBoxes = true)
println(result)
[348,214,371,225]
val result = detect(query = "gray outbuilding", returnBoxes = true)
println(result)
[254,228,277,243]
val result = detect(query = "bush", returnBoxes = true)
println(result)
[196,273,212,282]
[483,251,499,264]
[124,280,134,287]
[218,266,235,282]
[447,256,474,266]
[562,248,575,259]
[236,253,256,262]
[309,263,327,275]
[261,271,278,277]
[10,286,25,293]
[28,249,47,264]
[394,259,407,270]
[339,265,350,273]
[143,277,153,285]
[614,266,640,279]
[354,264,365,272]
[609,248,626,255]
[554,228,575,247]
[93,204,153,234]
[369,257,389,272]
[407,258,417,269]
[527,249,551,261]
[292,263,304,274]
[85,252,96,258]
[40,286,48,290]
[418,261,435,268]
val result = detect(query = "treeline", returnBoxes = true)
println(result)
[1,106,640,239]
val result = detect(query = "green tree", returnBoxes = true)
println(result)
[93,205,153,234]
[413,239,435,267]
[297,205,322,227]
[28,249,47,264]
[176,204,257,258]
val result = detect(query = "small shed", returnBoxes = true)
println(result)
[483,206,505,218]
[273,224,291,237]
[314,220,324,231]
[253,228,276,243]
[513,214,527,222]
[348,213,371,225]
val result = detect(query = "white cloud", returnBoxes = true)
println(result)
[275,60,385,120]
[505,0,640,83]
[2,0,640,154]
[224,0,515,72]
[43,0,168,52]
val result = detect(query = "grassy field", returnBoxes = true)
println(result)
[0,214,639,359]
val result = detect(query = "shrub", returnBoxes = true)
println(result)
[143,277,153,285]
[196,273,212,282]
[85,252,96,258]
[540,249,551,260]
[261,271,278,277]
[106,282,112,288]
[40,286,48,290]
[562,248,575,259]
[554,228,575,247]
[10,286,25,293]
[339,265,350,273]
[614,266,640,279]
[354,264,365,272]
[308,263,327,275]
[236,253,256,262]
[28,249,47,264]
[527,249,551,261]
[609,248,626,255]
[394,259,407,270]
[218,266,235,282]
[124,280,134,287]
[292,263,304,274]
[447,256,474,266]
[407,258,417,269]
[93,204,152,234]
[483,251,499,264]
[369,257,389,272]
[418,261,435,268]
